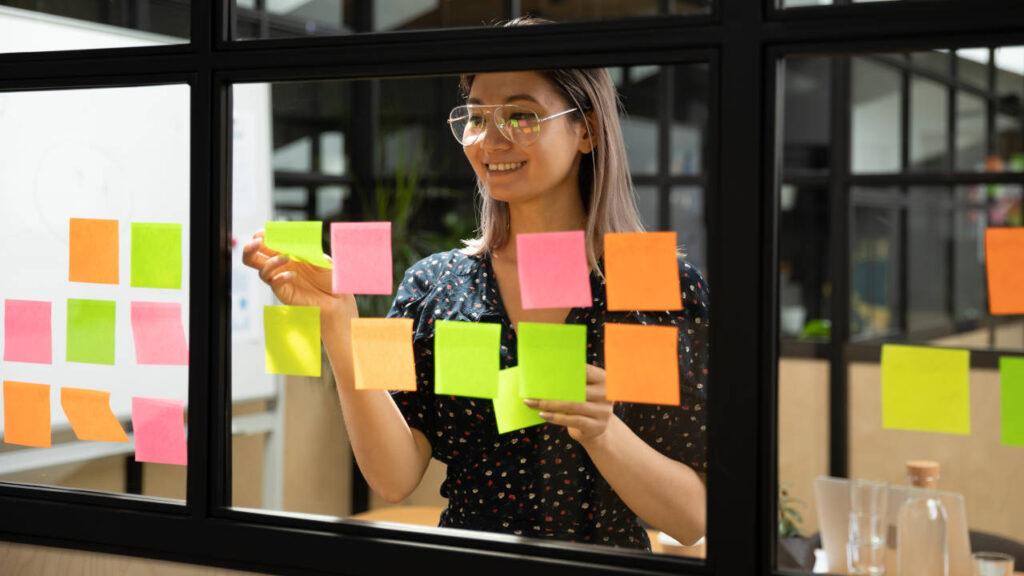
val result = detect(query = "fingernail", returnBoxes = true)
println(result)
[537,412,550,419]
[285,271,297,279]
[522,398,538,407]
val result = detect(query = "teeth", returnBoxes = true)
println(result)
[488,162,525,172]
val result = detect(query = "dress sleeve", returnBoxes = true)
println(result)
[622,260,710,475]
[386,255,437,442]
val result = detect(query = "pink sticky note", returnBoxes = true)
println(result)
[331,222,393,295]
[3,300,52,364]
[130,302,189,366]
[132,397,187,466]
[516,231,592,309]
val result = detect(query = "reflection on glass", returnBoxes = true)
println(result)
[778,185,831,340]
[0,84,190,500]
[909,76,948,172]
[852,56,903,174]
[783,57,832,175]
[0,0,189,53]
[231,68,710,557]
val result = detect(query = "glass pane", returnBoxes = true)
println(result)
[911,49,950,80]
[671,64,709,176]
[955,91,986,172]
[783,56,832,176]
[952,186,986,324]
[906,187,952,335]
[852,56,903,174]
[619,65,660,176]
[994,47,1024,170]
[0,1,188,53]
[778,185,831,341]
[956,47,991,91]
[909,75,948,172]
[0,84,190,500]
[851,190,901,340]
[231,67,711,559]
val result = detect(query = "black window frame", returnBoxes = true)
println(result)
[0,1,1021,574]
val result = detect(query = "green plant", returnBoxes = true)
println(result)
[778,482,806,539]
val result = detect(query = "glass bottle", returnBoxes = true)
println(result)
[897,460,948,576]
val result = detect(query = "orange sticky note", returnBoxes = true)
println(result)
[985,227,1024,315]
[350,318,416,391]
[3,381,51,448]
[69,218,119,285]
[604,324,680,405]
[604,232,682,311]
[60,388,129,443]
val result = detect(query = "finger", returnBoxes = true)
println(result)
[241,237,281,269]
[537,411,592,431]
[585,363,606,383]
[269,270,297,288]
[529,398,605,418]
[258,255,291,283]
[585,384,608,404]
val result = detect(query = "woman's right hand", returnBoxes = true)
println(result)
[241,230,353,316]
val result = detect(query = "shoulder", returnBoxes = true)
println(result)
[676,257,710,321]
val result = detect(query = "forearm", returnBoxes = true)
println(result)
[581,416,706,545]
[321,304,430,503]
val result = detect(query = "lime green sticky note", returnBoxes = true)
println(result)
[493,367,545,434]
[264,221,332,269]
[518,322,586,402]
[131,223,182,289]
[434,320,501,398]
[66,299,116,365]
[264,305,321,377]
[881,344,970,435]
[1001,356,1024,446]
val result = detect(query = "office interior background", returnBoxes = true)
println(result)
[0,1,1021,574]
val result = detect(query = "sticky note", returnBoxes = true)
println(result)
[350,318,416,391]
[131,222,182,289]
[604,323,680,405]
[331,222,393,294]
[264,305,321,377]
[881,344,970,435]
[3,381,51,448]
[604,232,682,311]
[61,388,129,442]
[66,298,116,365]
[131,302,189,365]
[434,320,501,398]
[69,218,119,284]
[516,231,592,309]
[985,227,1024,315]
[493,367,545,434]
[3,299,52,364]
[132,397,187,465]
[518,322,587,402]
[1002,356,1024,447]
[264,221,332,269]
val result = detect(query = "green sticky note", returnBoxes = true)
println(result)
[518,322,586,402]
[66,299,116,365]
[881,344,970,435]
[1001,356,1024,446]
[434,320,501,398]
[131,223,182,289]
[264,221,332,269]
[264,305,321,377]
[493,367,545,434]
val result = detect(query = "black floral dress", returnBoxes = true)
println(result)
[386,249,709,550]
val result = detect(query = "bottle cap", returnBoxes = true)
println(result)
[906,460,940,489]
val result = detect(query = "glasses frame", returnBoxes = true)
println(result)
[447,103,579,147]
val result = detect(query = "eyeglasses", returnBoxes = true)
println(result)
[447,104,578,147]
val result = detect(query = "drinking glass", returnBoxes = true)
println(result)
[847,479,889,575]
[972,552,1014,576]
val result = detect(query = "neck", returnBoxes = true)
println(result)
[496,186,587,263]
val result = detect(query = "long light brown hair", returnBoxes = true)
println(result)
[459,19,645,274]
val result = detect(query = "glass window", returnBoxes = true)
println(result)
[851,190,901,340]
[957,47,991,91]
[852,56,903,174]
[0,1,188,53]
[906,187,952,336]
[0,84,190,500]
[783,57,832,176]
[672,65,709,176]
[778,185,831,341]
[231,66,711,558]
[956,91,987,172]
[909,76,948,172]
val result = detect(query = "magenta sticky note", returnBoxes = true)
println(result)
[132,397,187,466]
[516,231,592,310]
[130,302,189,366]
[3,300,52,364]
[331,222,393,295]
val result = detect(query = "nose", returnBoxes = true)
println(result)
[478,112,511,151]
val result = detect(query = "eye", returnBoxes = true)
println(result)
[467,114,485,127]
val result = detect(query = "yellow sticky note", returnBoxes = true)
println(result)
[60,387,129,443]
[264,305,321,377]
[264,221,333,269]
[881,344,970,435]
[351,318,416,391]
[3,381,51,448]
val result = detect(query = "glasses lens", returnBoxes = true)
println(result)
[449,105,486,146]
[495,106,541,146]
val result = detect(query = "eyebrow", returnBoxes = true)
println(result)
[467,93,541,105]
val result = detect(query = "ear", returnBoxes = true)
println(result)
[577,110,599,154]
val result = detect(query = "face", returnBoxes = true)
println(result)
[462,71,593,205]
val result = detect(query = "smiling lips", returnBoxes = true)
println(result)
[487,161,526,173]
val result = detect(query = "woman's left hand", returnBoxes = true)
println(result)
[523,364,616,447]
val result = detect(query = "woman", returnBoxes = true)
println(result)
[243,24,708,550]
